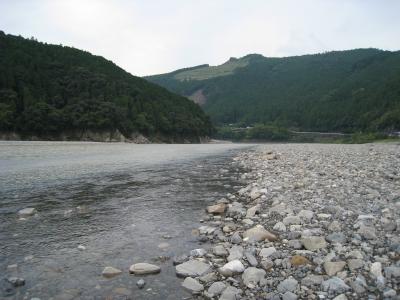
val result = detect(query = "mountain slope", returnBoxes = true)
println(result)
[0,31,213,141]
[147,50,400,132]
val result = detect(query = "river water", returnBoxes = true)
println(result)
[0,142,253,299]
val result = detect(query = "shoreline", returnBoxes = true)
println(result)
[174,143,400,299]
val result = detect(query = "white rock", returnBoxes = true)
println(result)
[129,263,161,275]
[259,247,277,258]
[17,208,36,217]
[176,260,211,277]
[218,260,245,276]
[102,266,122,278]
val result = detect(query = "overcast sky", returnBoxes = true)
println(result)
[1,0,400,76]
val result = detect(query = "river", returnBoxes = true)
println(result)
[0,141,253,299]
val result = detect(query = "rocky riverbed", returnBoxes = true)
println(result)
[174,143,400,299]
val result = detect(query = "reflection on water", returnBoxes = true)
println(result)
[0,142,252,299]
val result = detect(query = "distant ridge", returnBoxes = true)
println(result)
[146,49,400,132]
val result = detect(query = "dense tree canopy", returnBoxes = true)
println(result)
[147,50,400,133]
[0,31,213,140]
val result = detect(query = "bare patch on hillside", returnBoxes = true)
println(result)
[187,89,207,106]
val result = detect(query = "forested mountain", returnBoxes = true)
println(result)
[147,50,400,133]
[0,31,213,141]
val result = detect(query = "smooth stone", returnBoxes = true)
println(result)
[244,251,258,267]
[282,291,298,300]
[208,281,226,296]
[273,221,287,232]
[301,274,324,286]
[230,231,242,244]
[158,242,170,249]
[324,261,346,276]
[214,245,228,257]
[176,260,211,277]
[301,236,327,250]
[77,245,86,250]
[321,277,350,293]
[333,294,348,300]
[219,286,242,300]
[347,259,363,271]
[243,225,277,242]
[136,279,146,289]
[298,209,314,221]
[218,260,245,277]
[207,203,227,214]
[102,266,122,278]
[17,208,36,217]
[181,277,204,294]
[283,215,302,226]
[173,254,189,265]
[129,263,161,275]
[277,277,298,293]
[226,246,242,261]
[242,267,266,287]
[259,247,276,258]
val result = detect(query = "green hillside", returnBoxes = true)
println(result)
[0,31,213,141]
[147,50,400,133]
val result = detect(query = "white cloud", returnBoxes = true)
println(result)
[0,0,399,76]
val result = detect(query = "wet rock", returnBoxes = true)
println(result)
[324,261,346,276]
[6,277,25,287]
[190,248,207,257]
[77,245,86,250]
[321,277,350,294]
[243,225,277,242]
[102,266,122,278]
[136,279,145,289]
[181,277,204,294]
[301,236,327,250]
[227,202,246,217]
[207,203,227,214]
[173,254,189,265]
[242,267,266,287]
[277,277,298,293]
[218,260,245,276]
[175,260,211,277]
[129,263,161,275]
[17,207,36,217]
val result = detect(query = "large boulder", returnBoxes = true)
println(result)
[243,225,277,242]
[129,263,161,275]
[176,260,211,278]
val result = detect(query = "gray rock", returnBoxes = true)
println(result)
[208,281,226,296]
[324,261,346,276]
[260,259,274,271]
[277,277,298,293]
[176,260,211,277]
[244,251,258,267]
[190,248,207,257]
[218,260,245,276]
[384,266,400,279]
[136,279,145,289]
[383,288,397,298]
[298,209,314,221]
[246,204,260,218]
[219,286,242,300]
[273,221,287,232]
[173,254,189,265]
[283,215,302,226]
[227,245,244,261]
[301,236,327,250]
[321,277,350,293]
[328,220,342,231]
[301,274,324,287]
[214,245,228,257]
[102,266,122,278]
[259,247,276,259]
[129,263,161,275]
[370,262,385,287]
[332,295,348,300]
[288,239,303,249]
[282,291,298,300]
[231,232,242,244]
[227,202,246,217]
[242,267,266,287]
[182,277,204,294]
[326,232,346,244]
[357,224,376,240]
[347,259,363,271]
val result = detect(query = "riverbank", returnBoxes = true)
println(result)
[174,143,400,299]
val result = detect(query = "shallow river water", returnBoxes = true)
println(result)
[0,142,253,299]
